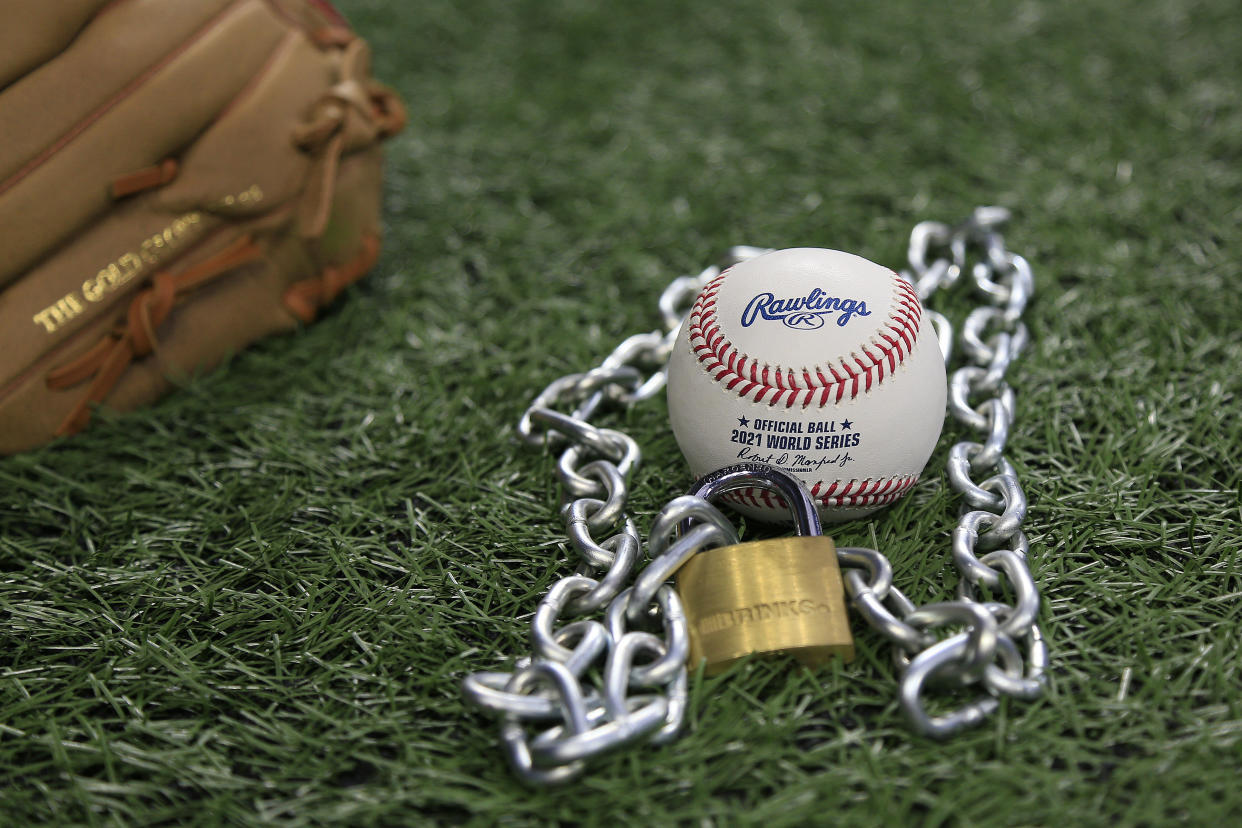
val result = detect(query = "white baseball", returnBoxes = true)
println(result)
[667,247,947,523]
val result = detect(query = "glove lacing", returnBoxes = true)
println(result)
[46,236,264,437]
[44,29,405,438]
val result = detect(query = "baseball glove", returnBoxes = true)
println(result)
[0,0,405,454]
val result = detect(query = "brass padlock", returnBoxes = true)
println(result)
[676,464,854,675]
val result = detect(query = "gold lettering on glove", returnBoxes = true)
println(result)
[207,184,264,215]
[31,212,204,334]
[31,296,87,334]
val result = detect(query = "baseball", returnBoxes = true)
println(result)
[667,247,947,523]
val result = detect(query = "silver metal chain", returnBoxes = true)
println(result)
[463,208,1047,784]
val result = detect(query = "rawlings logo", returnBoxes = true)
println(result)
[740,288,872,330]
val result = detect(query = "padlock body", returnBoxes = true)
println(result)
[677,536,854,674]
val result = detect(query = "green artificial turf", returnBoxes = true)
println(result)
[3,0,1241,824]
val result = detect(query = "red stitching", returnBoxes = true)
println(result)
[689,267,921,408]
[720,474,920,511]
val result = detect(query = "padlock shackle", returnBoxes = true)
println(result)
[684,463,824,536]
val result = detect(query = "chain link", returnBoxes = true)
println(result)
[463,209,1046,782]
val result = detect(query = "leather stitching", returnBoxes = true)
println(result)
[722,474,920,511]
[687,266,923,408]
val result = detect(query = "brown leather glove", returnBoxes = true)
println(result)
[0,0,405,454]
